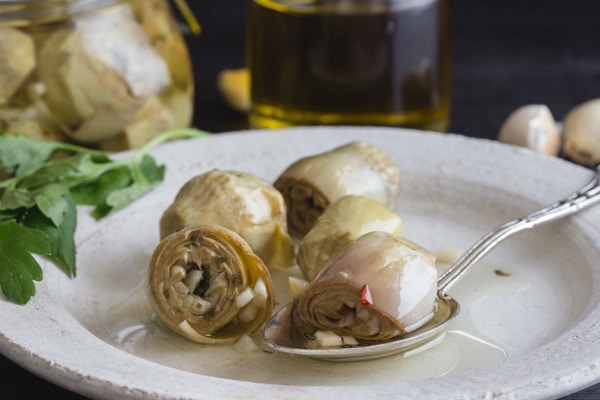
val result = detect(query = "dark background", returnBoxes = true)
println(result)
[188,0,600,139]
[2,0,600,399]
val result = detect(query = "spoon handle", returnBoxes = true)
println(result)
[437,165,600,294]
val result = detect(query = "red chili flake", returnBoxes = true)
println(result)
[360,284,373,306]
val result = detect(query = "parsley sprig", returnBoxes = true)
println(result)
[0,128,209,304]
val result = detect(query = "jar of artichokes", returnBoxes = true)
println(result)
[0,0,194,150]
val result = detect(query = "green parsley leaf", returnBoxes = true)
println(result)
[23,196,77,278]
[0,220,51,304]
[98,154,165,219]
[0,182,71,227]
[0,134,68,176]
[0,128,210,305]
[71,166,133,207]
[0,132,106,176]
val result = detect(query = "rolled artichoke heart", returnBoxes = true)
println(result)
[291,231,437,348]
[297,195,404,281]
[148,225,275,344]
[36,6,169,144]
[160,169,295,269]
[0,28,35,105]
[274,141,400,237]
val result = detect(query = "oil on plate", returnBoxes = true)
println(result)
[1,126,600,399]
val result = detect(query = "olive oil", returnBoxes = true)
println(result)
[246,0,451,131]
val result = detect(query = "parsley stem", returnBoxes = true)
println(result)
[134,128,211,161]
[53,142,108,157]
[129,128,210,181]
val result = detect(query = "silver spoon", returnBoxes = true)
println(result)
[263,165,600,362]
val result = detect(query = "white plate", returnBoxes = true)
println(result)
[2,126,600,399]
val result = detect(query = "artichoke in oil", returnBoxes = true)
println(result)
[290,231,438,348]
[297,195,404,281]
[160,169,295,269]
[148,225,275,344]
[274,141,400,237]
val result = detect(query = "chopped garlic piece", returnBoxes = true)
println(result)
[288,276,309,299]
[235,287,255,308]
[435,245,463,265]
[314,330,343,348]
[252,278,268,308]
[232,335,260,354]
[237,305,258,323]
[342,335,359,347]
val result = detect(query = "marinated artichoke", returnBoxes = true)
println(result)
[274,141,400,237]
[160,169,295,269]
[297,195,404,281]
[36,9,169,145]
[0,28,35,105]
[289,231,438,348]
[0,1,193,150]
[148,225,274,344]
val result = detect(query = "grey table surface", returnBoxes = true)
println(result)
[2,0,599,398]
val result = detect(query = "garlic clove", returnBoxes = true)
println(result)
[217,68,250,113]
[497,104,561,156]
[562,98,600,166]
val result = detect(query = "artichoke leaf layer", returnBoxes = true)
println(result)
[160,169,295,270]
[148,225,275,344]
[274,141,401,237]
[290,231,438,348]
[297,194,404,281]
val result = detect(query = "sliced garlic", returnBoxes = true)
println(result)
[497,104,560,156]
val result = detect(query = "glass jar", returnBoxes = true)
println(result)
[0,0,194,150]
[246,0,451,132]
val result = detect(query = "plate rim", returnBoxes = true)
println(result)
[2,125,600,399]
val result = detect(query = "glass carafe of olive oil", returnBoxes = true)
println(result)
[246,0,451,131]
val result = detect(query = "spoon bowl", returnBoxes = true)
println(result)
[264,293,459,361]
[263,165,600,361]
